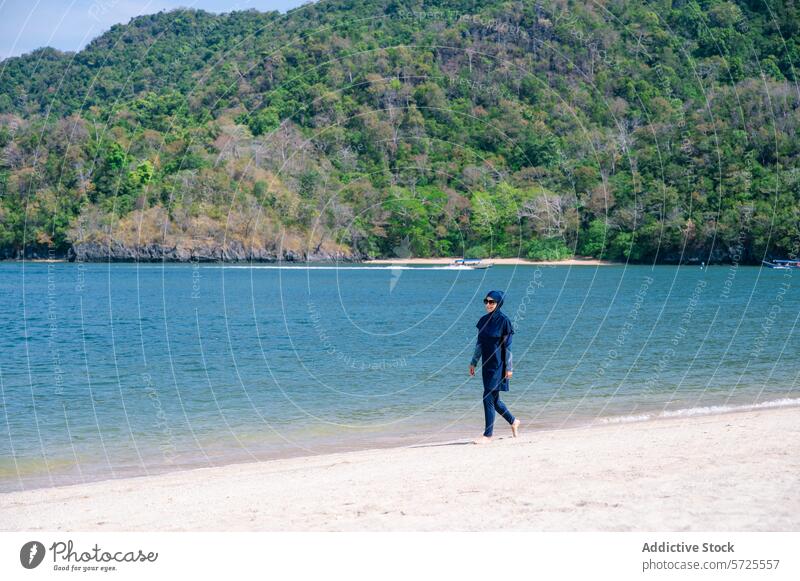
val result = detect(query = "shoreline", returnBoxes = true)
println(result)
[2,405,797,531]
[362,256,616,266]
[2,257,777,267]
[2,396,797,496]
[1,256,616,265]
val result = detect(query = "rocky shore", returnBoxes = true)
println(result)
[68,241,366,263]
[1,241,366,262]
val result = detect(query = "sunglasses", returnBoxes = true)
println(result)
[483,298,497,304]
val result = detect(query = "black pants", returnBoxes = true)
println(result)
[482,388,515,437]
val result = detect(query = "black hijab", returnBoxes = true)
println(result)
[476,290,514,338]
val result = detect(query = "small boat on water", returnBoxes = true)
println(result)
[446,258,492,270]
[762,259,800,269]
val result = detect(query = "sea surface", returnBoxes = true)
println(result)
[1,261,798,492]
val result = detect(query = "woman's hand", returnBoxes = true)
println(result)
[505,371,513,379]
[469,365,475,376]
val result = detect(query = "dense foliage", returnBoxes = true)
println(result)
[1,0,799,262]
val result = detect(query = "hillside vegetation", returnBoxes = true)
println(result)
[1,0,799,262]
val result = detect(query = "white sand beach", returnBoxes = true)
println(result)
[1,407,798,531]
[364,256,615,266]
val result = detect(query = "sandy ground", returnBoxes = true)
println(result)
[363,256,615,266]
[1,407,798,531]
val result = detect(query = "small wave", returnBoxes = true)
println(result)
[594,397,800,425]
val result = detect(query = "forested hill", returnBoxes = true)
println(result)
[1,0,799,263]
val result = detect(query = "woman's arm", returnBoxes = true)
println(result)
[505,333,513,374]
[469,340,481,376]
[469,340,482,366]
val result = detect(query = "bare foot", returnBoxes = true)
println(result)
[511,419,521,437]
[472,436,493,444]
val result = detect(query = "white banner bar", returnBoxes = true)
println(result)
[1,532,797,580]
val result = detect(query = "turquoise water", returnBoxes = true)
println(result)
[1,262,798,491]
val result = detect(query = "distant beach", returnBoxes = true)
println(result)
[363,256,616,266]
[1,255,617,265]
[2,406,797,531]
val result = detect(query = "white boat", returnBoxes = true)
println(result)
[446,258,492,270]
[763,259,800,269]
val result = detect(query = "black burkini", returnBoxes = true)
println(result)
[475,289,514,392]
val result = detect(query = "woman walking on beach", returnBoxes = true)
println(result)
[469,290,520,444]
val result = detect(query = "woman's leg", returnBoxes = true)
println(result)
[482,389,497,437]
[493,393,515,425]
